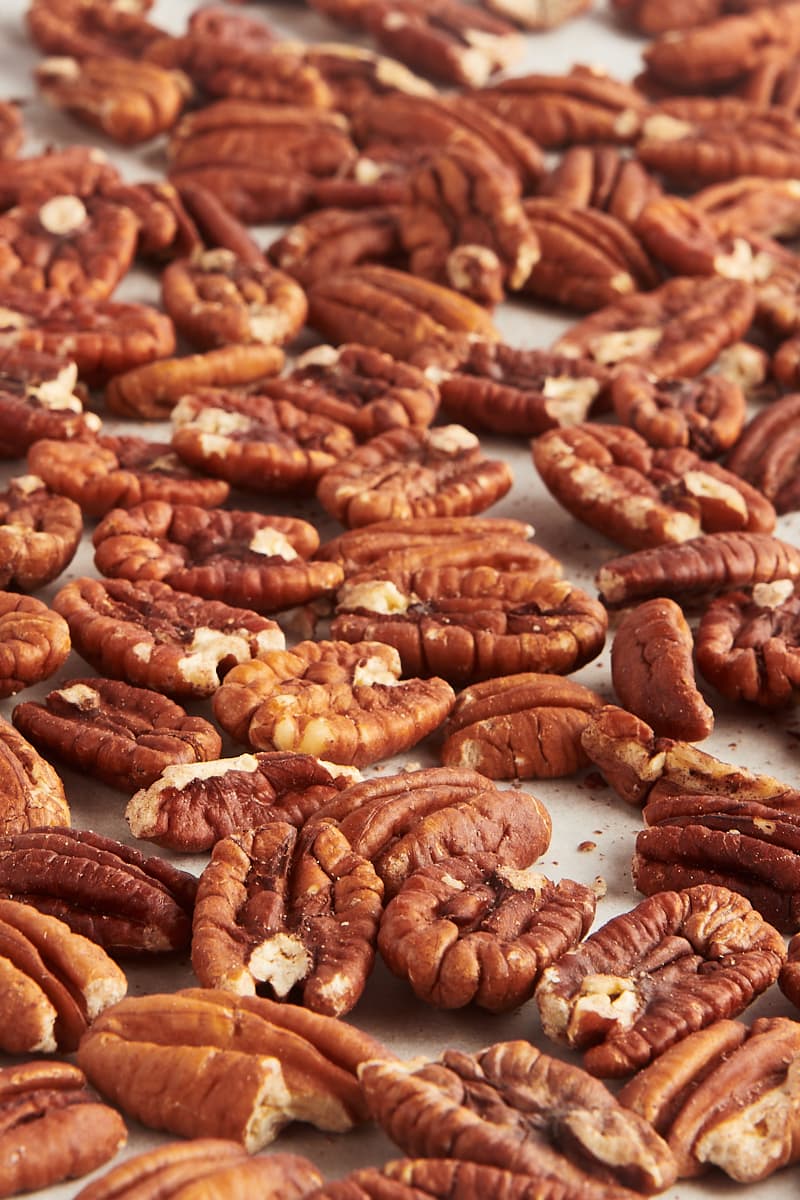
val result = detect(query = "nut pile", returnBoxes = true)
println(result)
[0,0,800,1197]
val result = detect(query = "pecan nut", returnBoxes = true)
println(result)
[0,715,69,836]
[610,363,746,456]
[269,205,406,289]
[0,475,82,592]
[0,347,101,457]
[725,392,800,513]
[0,592,71,700]
[539,144,662,227]
[27,0,165,60]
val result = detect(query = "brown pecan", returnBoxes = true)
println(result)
[736,50,800,111]
[332,571,607,686]
[781,933,800,1008]
[0,826,197,954]
[12,676,222,793]
[379,856,595,1010]
[0,592,70,701]
[125,751,353,852]
[553,275,756,377]
[169,388,355,493]
[269,205,406,289]
[0,101,22,161]
[77,987,388,1147]
[535,884,786,1076]
[213,639,455,767]
[0,475,82,592]
[0,898,127,1054]
[36,55,188,145]
[101,179,202,263]
[53,575,284,699]
[360,1041,677,1194]
[611,598,714,741]
[26,0,164,60]
[170,180,262,267]
[440,672,604,778]
[725,393,800,513]
[104,344,284,421]
[611,0,724,34]
[634,194,730,277]
[595,531,800,608]
[0,716,68,836]
[773,332,800,387]
[694,580,800,705]
[0,145,120,212]
[317,425,514,528]
[693,175,800,240]
[539,145,662,228]
[619,1017,800,1182]
[0,349,100,457]
[91,500,344,615]
[610,363,746,455]
[192,820,383,1015]
[306,264,500,372]
[295,41,437,115]
[0,1060,126,1197]
[74,1140,322,1200]
[161,249,307,351]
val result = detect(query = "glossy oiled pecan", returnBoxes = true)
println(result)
[610,364,746,455]
[0,475,82,593]
[0,715,68,836]
[0,144,119,212]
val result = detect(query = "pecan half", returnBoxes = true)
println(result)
[610,363,746,455]
[0,716,68,836]
[101,179,202,262]
[725,392,800,514]
[781,933,800,1008]
[693,175,800,241]
[269,205,406,288]
[12,677,222,793]
[0,100,22,160]
[0,826,197,954]
[379,856,595,1010]
[0,475,82,592]
[0,145,119,212]
[0,593,70,700]
[535,884,786,1076]
[27,0,165,60]
[297,41,437,114]
[0,348,100,457]
[539,145,662,228]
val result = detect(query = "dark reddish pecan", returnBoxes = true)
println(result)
[28,435,230,517]
[161,249,307,351]
[0,715,68,836]
[0,475,82,592]
[532,424,775,551]
[610,364,745,455]
[535,885,786,1076]
[269,206,406,289]
[360,1042,677,1194]
[74,1141,322,1200]
[0,101,22,160]
[100,179,202,262]
[553,275,756,377]
[725,392,800,513]
[694,580,800,706]
[781,934,800,1008]
[306,264,501,372]
[0,592,70,701]
[316,425,514,528]
[213,639,455,767]
[596,531,800,608]
[125,751,353,852]
[12,677,222,794]
[91,500,344,614]
[0,898,127,1054]
[611,598,714,741]
[440,672,604,778]
[331,570,607,686]
[53,576,284,700]
[169,388,355,493]
[192,820,383,1015]
[78,987,388,1147]
[611,0,724,34]
[0,1062,125,1197]
[171,181,263,267]
[539,145,662,228]
[0,826,197,954]
[26,0,164,60]
[693,176,800,240]
[379,856,595,1010]
[0,145,120,213]
[0,349,100,457]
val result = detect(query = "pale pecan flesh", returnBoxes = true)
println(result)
[610,364,746,456]
[535,884,786,1076]
[0,592,71,700]
[0,475,82,593]
[0,715,69,836]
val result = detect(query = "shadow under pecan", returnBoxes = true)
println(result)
[379,854,595,1011]
[610,364,746,456]
[725,392,800,514]
[0,1061,127,1198]
[694,580,800,705]
[0,349,101,458]
[535,884,786,1077]
[0,715,68,836]
[0,475,82,593]
[0,592,70,701]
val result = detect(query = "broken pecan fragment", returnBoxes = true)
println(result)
[0,348,100,457]
[725,392,800,513]
[695,580,800,706]
[610,364,746,455]
[0,1061,126,1197]
[535,884,786,1076]
[0,475,82,592]
[78,987,388,1147]
[0,826,197,955]
[0,716,68,837]
[0,593,70,700]
[379,856,595,1010]
[12,677,222,793]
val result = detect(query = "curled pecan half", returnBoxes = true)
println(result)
[0,592,70,700]
[535,884,786,1076]
[0,716,68,836]
[725,392,800,514]
[0,348,100,457]
[0,475,82,592]
[610,363,746,455]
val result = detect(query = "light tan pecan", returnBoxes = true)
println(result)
[694,580,800,705]
[213,639,455,767]
[26,0,164,60]
[0,348,100,458]
[535,884,786,1076]
[440,673,604,778]
[0,475,82,592]
[539,145,662,228]
[725,392,800,513]
[379,855,595,1010]
[78,987,389,1147]
[0,715,68,836]
[359,1042,677,1194]
[0,592,70,701]
[269,206,406,289]
[0,1062,126,1197]
[610,363,746,455]
[192,820,383,1015]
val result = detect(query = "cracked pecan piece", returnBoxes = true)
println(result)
[725,392,800,513]
[27,0,164,60]
[360,1041,677,1194]
[28,435,229,517]
[440,672,604,778]
[126,751,354,852]
[0,898,127,1055]
[619,1016,800,1182]
[192,820,383,1015]
[53,575,284,699]
[0,593,70,701]
[92,501,343,614]
[0,1062,126,1198]
[379,856,595,1011]
[0,826,197,955]
[610,363,745,455]
[78,987,388,1147]
[213,639,455,767]
[12,677,222,793]
[535,884,786,1076]
[611,598,714,741]
[0,716,68,837]
[694,580,800,705]
[0,348,100,457]
[539,145,662,228]
[0,475,82,592]
[317,425,513,528]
